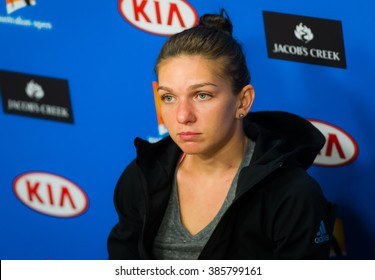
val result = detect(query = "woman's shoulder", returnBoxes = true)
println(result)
[264,165,326,204]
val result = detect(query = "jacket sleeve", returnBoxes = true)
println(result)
[270,167,334,259]
[107,161,145,259]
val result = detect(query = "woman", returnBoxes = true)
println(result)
[108,10,333,259]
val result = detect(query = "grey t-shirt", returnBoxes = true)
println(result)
[152,139,255,260]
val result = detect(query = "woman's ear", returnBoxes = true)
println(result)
[237,84,255,118]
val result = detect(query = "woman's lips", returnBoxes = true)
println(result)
[177,132,201,141]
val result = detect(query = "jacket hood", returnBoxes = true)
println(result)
[244,111,325,169]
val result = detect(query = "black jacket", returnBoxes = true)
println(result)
[108,111,334,259]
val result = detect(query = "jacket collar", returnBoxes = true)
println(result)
[133,111,325,193]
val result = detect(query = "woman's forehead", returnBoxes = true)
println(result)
[158,55,227,79]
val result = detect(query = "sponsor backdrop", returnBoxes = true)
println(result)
[0,0,373,259]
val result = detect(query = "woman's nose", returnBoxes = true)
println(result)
[176,100,196,124]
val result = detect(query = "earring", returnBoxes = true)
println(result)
[239,113,244,119]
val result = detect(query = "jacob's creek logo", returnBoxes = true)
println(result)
[25,80,44,100]
[294,23,313,43]
[13,172,89,218]
[118,0,198,36]
[309,119,359,167]
[263,11,346,68]
[0,0,52,30]
[0,70,74,123]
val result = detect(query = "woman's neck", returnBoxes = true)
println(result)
[180,133,249,175]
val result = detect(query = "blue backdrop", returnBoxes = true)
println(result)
[1,0,374,259]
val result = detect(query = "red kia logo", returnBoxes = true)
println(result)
[13,172,89,218]
[118,0,198,36]
[309,120,359,167]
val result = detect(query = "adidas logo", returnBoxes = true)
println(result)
[314,220,330,244]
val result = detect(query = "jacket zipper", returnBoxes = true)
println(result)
[137,168,151,259]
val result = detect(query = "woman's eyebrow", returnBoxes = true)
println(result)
[158,83,218,93]
[188,82,218,90]
[157,85,172,92]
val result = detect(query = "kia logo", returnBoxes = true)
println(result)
[13,172,89,218]
[309,120,359,167]
[118,0,198,36]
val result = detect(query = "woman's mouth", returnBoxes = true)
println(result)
[177,132,201,141]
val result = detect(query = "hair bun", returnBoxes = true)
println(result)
[198,9,233,35]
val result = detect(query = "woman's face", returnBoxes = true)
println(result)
[157,55,249,156]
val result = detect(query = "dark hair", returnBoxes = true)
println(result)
[155,9,250,95]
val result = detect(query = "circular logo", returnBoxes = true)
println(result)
[309,120,359,167]
[118,0,198,36]
[13,172,89,218]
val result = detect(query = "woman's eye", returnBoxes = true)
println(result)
[197,93,210,100]
[161,95,175,103]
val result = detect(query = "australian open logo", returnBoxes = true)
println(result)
[263,11,346,68]
[0,0,52,30]
[147,81,169,143]
[6,0,36,14]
